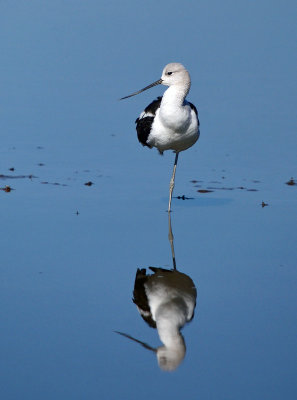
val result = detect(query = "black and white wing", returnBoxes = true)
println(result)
[186,101,200,127]
[133,268,156,328]
[135,96,162,147]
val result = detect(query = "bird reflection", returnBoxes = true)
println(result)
[116,214,197,371]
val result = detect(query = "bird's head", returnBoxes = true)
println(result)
[161,63,191,88]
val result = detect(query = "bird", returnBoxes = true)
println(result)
[115,214,197,371]
[115,267,197,371]
[134,266,197,371]
[120,62,200,212]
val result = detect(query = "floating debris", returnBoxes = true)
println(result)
[37,163,45,167]
[9,167,15,171]
[40,181,68,186]
[0,174,37,180]
[261,201,268,208]
[84,181,94,186]
[175,195,193,200]
[0,185,13,192]
[197,189,213,193]
[236,186,258,192]
[207,186,234,191]
[286,178,296,186]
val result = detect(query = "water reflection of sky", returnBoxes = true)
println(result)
[1,1,297,399]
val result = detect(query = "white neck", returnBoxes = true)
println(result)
[156,319,186,371]
[161,84,190,108]
[155,299,188,347]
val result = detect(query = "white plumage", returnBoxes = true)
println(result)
[115,214,197,371]
[121,63,200,212]
[116,266,197,371]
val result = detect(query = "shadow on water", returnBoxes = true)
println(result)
[115,213,197,372]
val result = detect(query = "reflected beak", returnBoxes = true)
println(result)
[114,331,157,353]
[120,79,163,100]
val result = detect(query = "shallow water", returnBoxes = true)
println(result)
[1,136,296,400]
[1,1,297,400]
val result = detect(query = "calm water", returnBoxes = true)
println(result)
[1,1,296,399]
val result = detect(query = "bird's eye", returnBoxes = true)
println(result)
[167,72,173,76]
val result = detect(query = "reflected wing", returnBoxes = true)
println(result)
[133,268,156,328]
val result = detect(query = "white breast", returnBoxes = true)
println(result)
[148,106,199,153]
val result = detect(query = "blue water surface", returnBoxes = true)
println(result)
[0,1,296,399]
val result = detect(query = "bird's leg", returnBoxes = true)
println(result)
[168,152,179,213]
[168,212,177,270]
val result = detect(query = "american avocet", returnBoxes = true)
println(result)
[121,63,200,212]
[115,214,197,371]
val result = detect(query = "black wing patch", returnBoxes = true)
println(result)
[135,97,162,147]
[188,101,200,126]
[135,117,154,148]
[143,96,162,115]
[133,268,156,328]
[149,266,173,274]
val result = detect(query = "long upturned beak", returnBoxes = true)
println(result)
[114,331,157,353]
[120,79,162,100]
